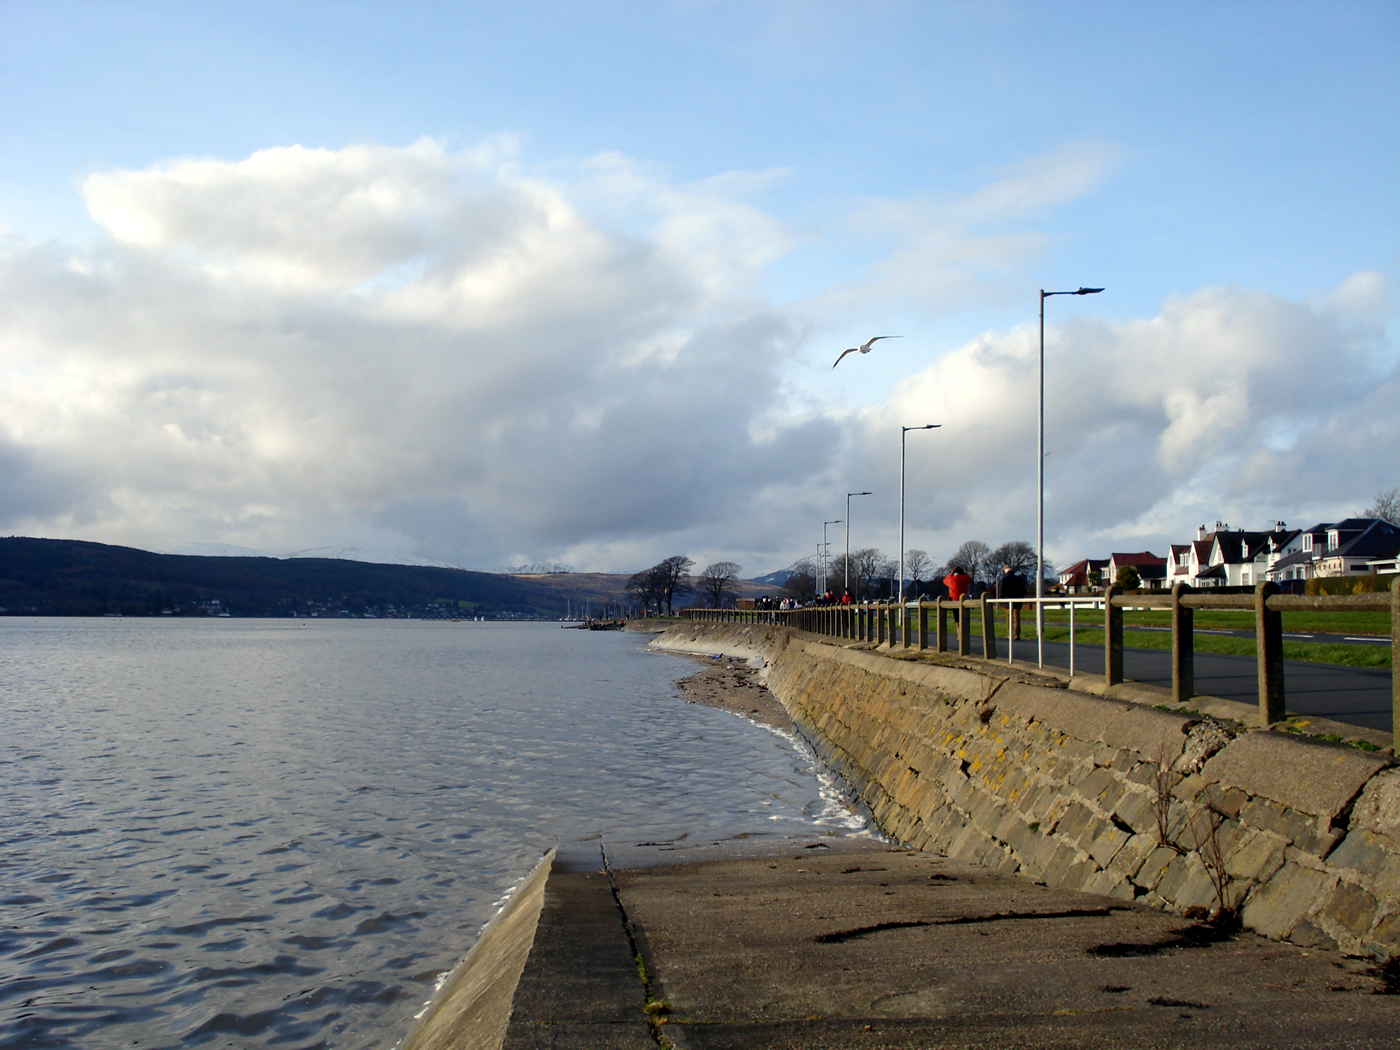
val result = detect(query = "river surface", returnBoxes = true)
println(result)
[0,619,865,1049]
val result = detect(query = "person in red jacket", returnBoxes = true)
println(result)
[943,565,972,623]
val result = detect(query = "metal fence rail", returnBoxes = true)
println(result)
[682,580,1400,749]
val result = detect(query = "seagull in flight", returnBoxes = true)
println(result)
[832,335,900,368]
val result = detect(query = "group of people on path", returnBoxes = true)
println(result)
[942,563,1028,640]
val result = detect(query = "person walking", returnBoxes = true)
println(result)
[943,565,971,624]
[996,563,1027,640]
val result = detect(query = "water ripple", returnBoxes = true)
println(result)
[0,619,866,1048]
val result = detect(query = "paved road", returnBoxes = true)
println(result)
[967,636,1392,734]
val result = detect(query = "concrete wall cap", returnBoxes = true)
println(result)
[1199,732,1392,821]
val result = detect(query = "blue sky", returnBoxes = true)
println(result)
[1,1,1397,574]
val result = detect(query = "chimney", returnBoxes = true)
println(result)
[1196,524,1206,540]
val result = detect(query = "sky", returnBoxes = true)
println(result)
[1,0,1397,577]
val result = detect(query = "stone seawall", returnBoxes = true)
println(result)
[653,623,1400,959]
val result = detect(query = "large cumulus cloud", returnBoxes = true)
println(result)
[1,137,1394,574]
[841,274,1398,566]
[0,139,833,568]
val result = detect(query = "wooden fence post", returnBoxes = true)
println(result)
[1171,582,1194,704]
[916,601,928,651]
[957,599,970,656]
[1256,582,1285,726]
[937,600,948,652]
[980,591,996,660]
[1104,585,1123,686]
[1392,578,1399,753]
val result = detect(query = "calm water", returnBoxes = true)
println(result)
[0,619,864,1049]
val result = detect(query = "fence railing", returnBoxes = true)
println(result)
[682,580,1400,749]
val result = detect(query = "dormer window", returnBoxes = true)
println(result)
[1303,534,1313,551]
[1327,530,1339,551]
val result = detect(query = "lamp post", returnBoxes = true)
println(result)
[845,491,873,594]
[1038,286,1103,666]
[899,424,940,603]
[823,519,842,596]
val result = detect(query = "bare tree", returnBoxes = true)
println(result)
[949,540,994,582]
[990,540,1036,577]
[848,547,886,599]
[904,549,932,595]
[696,561,742,608]
[653,555,694,615]
[1364,487,1400,526]
[785,559,817,602]
[626,566,666,615]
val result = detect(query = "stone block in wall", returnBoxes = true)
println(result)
[969,792,1007,836]
[1327,829,1398,895]
[1288,918,1338,951]
[1086,822,1132,869]
[1074,766,1116,810]
[1223,827,1287,885]
[1238,797,1344,858]
[1112,787,1157,837]
[998,813,1038,861]
[1081,867,1125,899]
[1123,762,1161,790]
[1105,832,1158,883]
[1136,846,1179,892]
[1198,732,1390,822]
[1240,863,1335,941]
[1319,881,1380,944]
[1367,910,1400,955]
[1058,856,1100,894]
[1051,801,1099,846]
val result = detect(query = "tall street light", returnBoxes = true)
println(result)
[899,424,940,603]
[1038,286,1104,666]
[822,519,842,595]
[845,491,873,594]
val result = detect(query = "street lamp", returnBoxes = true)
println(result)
[899,425,940,603]
[845,491,873,594]
[1038,286,1104,666]
[822,519,842,595]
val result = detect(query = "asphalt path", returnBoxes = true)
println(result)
[967,636,1392,734]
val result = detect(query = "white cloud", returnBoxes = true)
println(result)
[826,142,1124,310]
[1,140,834,570]
[1,139,1394,576]
[835,276,1398,567]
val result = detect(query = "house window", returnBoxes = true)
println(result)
[1303,535,1312,551]
[1242,570,1251,585]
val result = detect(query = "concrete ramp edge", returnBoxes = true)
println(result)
[399,848,555,1050]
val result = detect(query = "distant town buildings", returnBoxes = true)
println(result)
[1061,517,1400,591]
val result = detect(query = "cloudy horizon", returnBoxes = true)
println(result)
[2,3,1396,578]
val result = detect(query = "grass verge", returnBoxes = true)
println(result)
[1035,625,1391,669]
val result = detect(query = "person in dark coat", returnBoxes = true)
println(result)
[996,564,1027,639]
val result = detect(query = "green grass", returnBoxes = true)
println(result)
[1046,608,1393,636]
[1035,624,1391,669]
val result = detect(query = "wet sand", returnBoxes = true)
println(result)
[673,654,792,731]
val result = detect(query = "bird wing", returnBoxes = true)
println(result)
[832,347,859,368]
[860,335,902,352]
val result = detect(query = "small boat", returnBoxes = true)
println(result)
[563,618,627,631]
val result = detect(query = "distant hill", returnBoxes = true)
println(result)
[0,537,562,618]
[750,560,806,588]
[0,538,780,617]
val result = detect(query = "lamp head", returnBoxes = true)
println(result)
[1074,287,1104,295]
